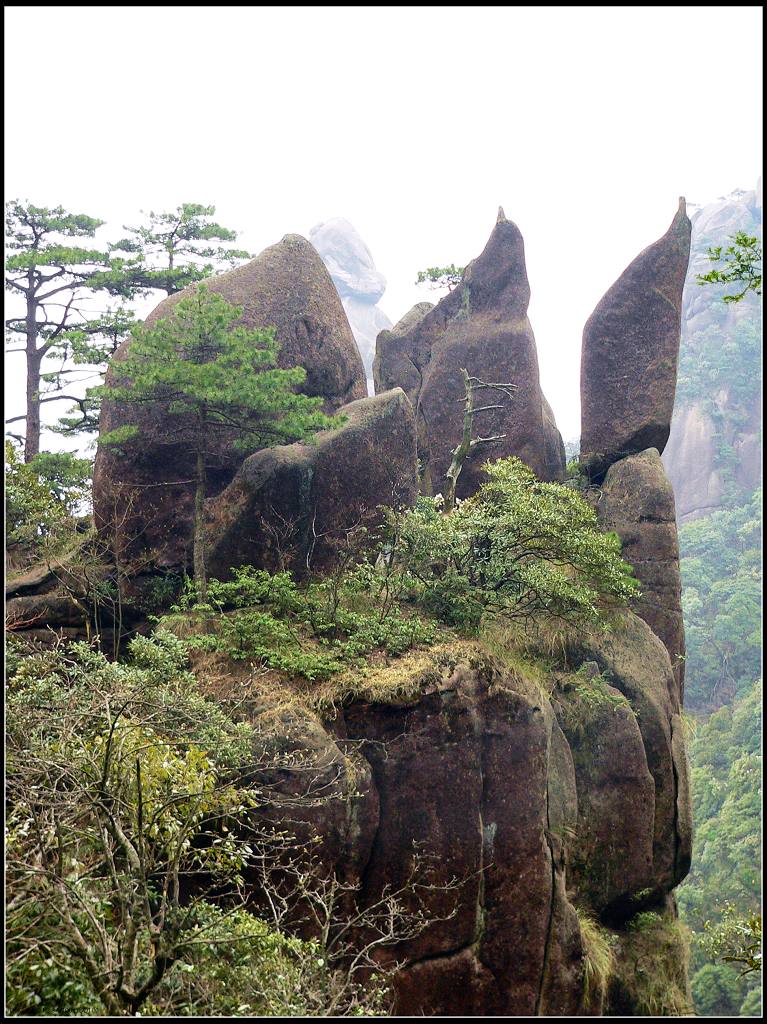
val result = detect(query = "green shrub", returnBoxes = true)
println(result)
[387,457,639,632]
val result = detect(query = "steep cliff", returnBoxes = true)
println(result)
[662,183,762,522]
[205,617,692,1017]
[13,205,696,1017]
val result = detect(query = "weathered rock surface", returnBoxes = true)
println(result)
[596,449,686,698]
[663,183,762,521]
[309,217,393,386]
[205,389,418,579]
[325,644,583,1016]
[580,200,692,482]
[574,612,692,891]
[93,234,367,571]
[541,393,568,482]
[242,617,691,1015]
[374,210,563,495]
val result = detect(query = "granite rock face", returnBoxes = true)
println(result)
[309,217,393,386]
[374,210,564,496]
[596,449,686,698]
[244,617,691,1015]
[93,234,367,571]
[580,200,692,482]
[205,389,418,579]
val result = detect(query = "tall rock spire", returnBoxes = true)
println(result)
[580,202,692,482]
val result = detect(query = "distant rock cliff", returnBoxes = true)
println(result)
[309,218,393,389]
[662,183,762,522]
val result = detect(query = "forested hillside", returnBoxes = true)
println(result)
[671,186,762,1017]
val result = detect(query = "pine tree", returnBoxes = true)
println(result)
[5,201,140,459]
[97,285,340,600]
[109,202,252,296]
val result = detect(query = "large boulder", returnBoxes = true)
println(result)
[234,626,690,1015]
[336,643,583,1017]
[541,393,567,482]
[374,210,562,496]
[596,449,686,698]
[580,200,692,482]
[309,217,393,387]
[574,611,692,893]
[93,234,367,571]
[205,389,418,579]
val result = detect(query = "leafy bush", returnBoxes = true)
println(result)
[169,563,437,682]
[5,634,392,1017]
[388,457,639,630]
[677,678,762,1015]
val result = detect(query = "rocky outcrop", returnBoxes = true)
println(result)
[240,614,691,1016]
[374,210,564,496]
[569,613,692,895]
[663,183,762,522]
[309,217,393,387]
[93,234,367,572]
[596,449,686,698]
[205,389,418,579]
[580,200,692,482]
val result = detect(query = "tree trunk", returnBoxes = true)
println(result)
[24,276,41,462]
[444,368,473,513]
[193,446,207,603]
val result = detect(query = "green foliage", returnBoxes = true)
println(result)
[5,200,144,457]
[140,902,389,1017]
[170,563,437,682]
[26,450,93,514]
[555,664,631,740]
[415,264,464,290]
[697,231,762,303]
[677,678,762,1015]
[678,489,761,711]
[97,284,338,453]
[389,457,639,631]
[676,316,761,412]
[5,633,390,1017]
[5,441,90,566]
[109,202,252,296]
[703,905,762,977]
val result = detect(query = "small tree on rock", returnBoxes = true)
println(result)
[697,231,762,303]
[415,264,464,291]
[97,285,340,602]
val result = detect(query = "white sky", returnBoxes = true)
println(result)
[4,5,763,446]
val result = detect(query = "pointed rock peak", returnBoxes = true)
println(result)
[390,301,434,337]
[678,196,686,215]
[497,206,507,224]
[278,232,315,251]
